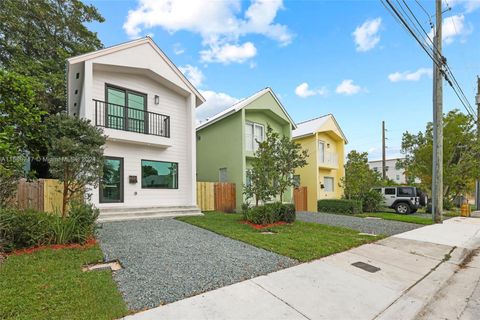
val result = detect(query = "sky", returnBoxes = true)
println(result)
[86,0,480,161]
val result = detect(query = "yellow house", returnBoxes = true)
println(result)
[293,114,348,212]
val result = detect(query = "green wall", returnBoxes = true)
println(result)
[196,90,294,212]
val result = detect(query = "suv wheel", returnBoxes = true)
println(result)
[395,202,411,214]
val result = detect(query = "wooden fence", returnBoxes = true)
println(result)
[14,179,64,214]
[197,182,236,212]
[293,187,308,212]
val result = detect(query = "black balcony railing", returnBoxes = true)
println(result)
[94,99,170,138]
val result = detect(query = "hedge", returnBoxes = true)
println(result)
[317,199,362,215]
[243,202,296,224]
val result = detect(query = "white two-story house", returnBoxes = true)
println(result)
[67,37,204,221]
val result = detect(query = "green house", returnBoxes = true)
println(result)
[196,88,297,212]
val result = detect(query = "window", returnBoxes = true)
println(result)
[106,85,147,133]
[396,174,400,181]
[245,122,264,152]
[318,141,325,163]
[245,169,252,187]
[100,157,123,203]
[384,188,396,195]
[219,168,228,182]
[385,166,389,172]
[373,167,378,172]
[398,187,415,197]
[293,175,301,188]
[141,160,178,189]
[324,177,334,192]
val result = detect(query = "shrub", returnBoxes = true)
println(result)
[317,199,362,215]
[0,203,99,253]
[243,202,296,224]
[361,190,383,212]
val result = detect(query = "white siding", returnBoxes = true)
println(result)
[88,69,193,208]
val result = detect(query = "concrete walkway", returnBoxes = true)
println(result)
[123,217,480,320]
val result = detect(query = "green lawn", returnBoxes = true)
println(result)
[354,212,435,225]
[0,245,127,320]
[177,212,381,262]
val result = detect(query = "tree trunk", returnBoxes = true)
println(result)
[62,180,68,218]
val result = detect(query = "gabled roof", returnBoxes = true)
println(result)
[292,114,348,143]
[67,36,205,104]
[196,87,296,131]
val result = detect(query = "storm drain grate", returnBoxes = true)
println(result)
[351,261,381,273]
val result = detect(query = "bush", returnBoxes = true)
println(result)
[317,199,362,215]
[243,202,296,224]
[361,190,383,212]
[0,203,99,253]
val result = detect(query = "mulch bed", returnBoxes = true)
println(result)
[6,238,97,256]
[242,220,289,230]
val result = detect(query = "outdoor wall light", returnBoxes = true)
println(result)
[154,95,159,105]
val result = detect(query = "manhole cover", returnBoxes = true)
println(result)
[260,231,276,235]
[82,260,122,272]
[351,261,381,273]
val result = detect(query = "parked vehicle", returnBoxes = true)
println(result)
[372,186,427,214]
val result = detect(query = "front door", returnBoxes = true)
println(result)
[100,157,124,203]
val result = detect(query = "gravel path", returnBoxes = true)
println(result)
[297,212,422,236]
[97,218,296,311]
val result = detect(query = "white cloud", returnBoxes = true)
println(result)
[388,68,432,82]
[178,65,204,87]
[335,80,363,95]
[448,0,480,13]
[294,82,328,98]
[427,14,472,44]
[353,18,382,52]
[173,43,185,55]
[196,90,240,123]
[200,42,257,64]
[124,0,293,63]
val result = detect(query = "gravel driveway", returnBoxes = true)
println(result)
[297,212,421,236]
[97,218,296,311]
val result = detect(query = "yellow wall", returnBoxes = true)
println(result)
[294,117,346,212]
[293,135,318,212]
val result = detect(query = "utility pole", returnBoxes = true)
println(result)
[432,0,443,223]
[475,76,480,211]
[382,121,387,180]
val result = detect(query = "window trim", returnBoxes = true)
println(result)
[318,140,325,163]
[99,156,124,204]
[245,121,265,152]
[219,167,228,182]
[141,159,179,189]
[324,176,334,192]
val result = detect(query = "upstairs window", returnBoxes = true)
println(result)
[245,122,264,152]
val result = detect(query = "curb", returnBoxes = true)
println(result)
[374,245,477,320]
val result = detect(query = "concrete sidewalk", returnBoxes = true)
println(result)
[123,217,480,320]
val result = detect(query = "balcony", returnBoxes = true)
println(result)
[94,99,171,148]
[318,151,339,168]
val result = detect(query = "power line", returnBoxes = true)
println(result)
[381,0,478,122]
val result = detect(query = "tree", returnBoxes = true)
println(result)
[275,133,308,201]
[46,114,106,216]
[244,126,308,206]
[0,70,45,206]
[340,150,380,200]
[399,110,480,203]
[0,0,104,113]
[244,126,278,206]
